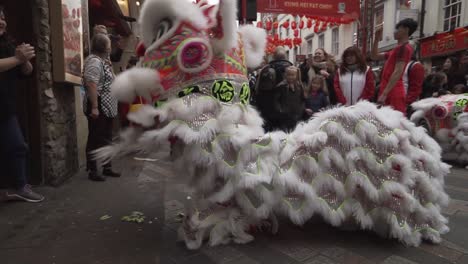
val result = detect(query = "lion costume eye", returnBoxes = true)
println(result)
[152,18,172,43]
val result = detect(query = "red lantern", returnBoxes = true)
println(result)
[266,20,272,31]
[274,34,279,41]
[293,29,299,37]
[307,19,312,29]
[291,21,297,30]
[314,25,319,33]
[256,21,263,28]
[299,20,304,29]
[321,22,328,31]
[273,21,279,29]
[282,20,290,28]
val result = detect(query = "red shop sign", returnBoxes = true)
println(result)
[257,0,360,19]
[296,54,306,63]
[420,27,468,58]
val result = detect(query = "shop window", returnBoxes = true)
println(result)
[332,28,339,55]
[318,34,324,49]
[443,0,462,31]
[374,4,384,41]
[307,38,313,54]
[399,0,411,10]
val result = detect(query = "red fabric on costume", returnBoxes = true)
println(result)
[379,43,413,114]
[406,62,424,105]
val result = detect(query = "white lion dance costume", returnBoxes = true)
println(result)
[97,0,451,250]
[411,94,468,169]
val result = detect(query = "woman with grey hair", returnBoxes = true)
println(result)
[83,33,120,181]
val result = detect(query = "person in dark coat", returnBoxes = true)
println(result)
[275,66,306,132]
[255,47,293,132]
[0,6,44,202]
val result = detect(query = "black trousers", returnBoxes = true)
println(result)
[86,114,114,172]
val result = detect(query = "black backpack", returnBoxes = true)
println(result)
[256,65,277,92]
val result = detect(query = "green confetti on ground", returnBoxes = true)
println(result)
[121,211,146,224]
[100,215,112,221]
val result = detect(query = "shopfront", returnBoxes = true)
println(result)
[419,26,468,72]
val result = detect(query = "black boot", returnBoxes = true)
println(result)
[88,171,106,181]
[102,167,120,178]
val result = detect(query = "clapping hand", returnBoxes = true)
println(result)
[319,69,330,78]
[15,43,35,62]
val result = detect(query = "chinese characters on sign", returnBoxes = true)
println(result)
[420,27,468,58]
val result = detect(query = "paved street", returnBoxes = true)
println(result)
[1,149,468,264]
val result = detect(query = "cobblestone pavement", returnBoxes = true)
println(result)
[1,149,468,264]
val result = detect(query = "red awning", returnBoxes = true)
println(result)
[420,26,468,58]
[89,0,132,36]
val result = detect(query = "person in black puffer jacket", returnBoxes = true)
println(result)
[255,47,293,132]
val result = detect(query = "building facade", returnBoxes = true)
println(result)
[371,0,467,71]
[274,14,357,64]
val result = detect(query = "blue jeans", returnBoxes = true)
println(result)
[0,116,28,189]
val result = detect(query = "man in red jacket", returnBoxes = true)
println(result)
[371,18,418,115]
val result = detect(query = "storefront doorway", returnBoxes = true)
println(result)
[1,0,43,185]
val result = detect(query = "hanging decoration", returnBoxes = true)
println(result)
[257,11,359,55]
[299,20,304,29]
[291,21,297,30]
[265,20,272,31]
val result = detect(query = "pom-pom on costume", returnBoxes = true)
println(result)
[95,0,451,250]
[411,94,468,169]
